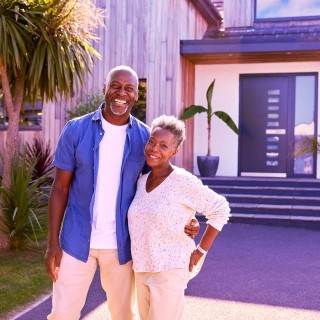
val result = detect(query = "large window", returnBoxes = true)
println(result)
[0,96,42,130]
[255,0,320,21]
[294,75,316,175]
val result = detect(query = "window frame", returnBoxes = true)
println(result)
[0,99,43,131]
[254,0,320,22]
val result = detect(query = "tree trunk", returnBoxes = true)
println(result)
[2,111,20,187]
[0,60,24,250]
[0,61,23,187]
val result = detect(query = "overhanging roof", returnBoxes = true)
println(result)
[181,26,320,64]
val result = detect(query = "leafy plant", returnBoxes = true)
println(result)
[0,0,104,189]
[0,151,49,250]
[131,81,147,123]
[294,135,320,156]
[24,138,54,185]
[180,79,239,156]
[66,92,104,120]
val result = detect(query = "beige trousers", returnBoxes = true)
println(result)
[135,268,189,320]
[47,249,138,320]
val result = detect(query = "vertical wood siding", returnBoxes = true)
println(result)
[1,0,207,172]
[224,0,253,28]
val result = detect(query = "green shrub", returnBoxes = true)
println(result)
[66,92,104,120]
[0,151,49,250]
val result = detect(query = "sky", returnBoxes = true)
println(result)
[256,0,320,18]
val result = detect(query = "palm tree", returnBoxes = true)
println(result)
[0,0,104,188]
[0,0,104,249]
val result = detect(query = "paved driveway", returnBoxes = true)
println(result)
[11,223,320,320]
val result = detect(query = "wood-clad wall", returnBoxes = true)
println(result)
[53,0,208,170]
[84,0,207,127]
[1,0,208,172]
[0,130,41,173]
[224,0,253,28]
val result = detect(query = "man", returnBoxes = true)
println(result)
[45,65,199,320]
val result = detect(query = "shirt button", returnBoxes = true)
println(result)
[100,132,102,135]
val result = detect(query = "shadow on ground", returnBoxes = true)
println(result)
[13,223,320,319]
[186,223,320,312]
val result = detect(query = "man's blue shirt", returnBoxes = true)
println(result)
[53,104,150,263]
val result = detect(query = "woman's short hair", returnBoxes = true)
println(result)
[151,115,186,148]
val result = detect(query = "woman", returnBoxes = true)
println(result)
[128,115,231,320]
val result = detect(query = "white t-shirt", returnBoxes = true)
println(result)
[90,117,127,249]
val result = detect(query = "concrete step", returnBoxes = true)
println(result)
[223,193,320,206]
[202,176,320,188]
[200,176,320,229]
[229,203,320,216]
[210,185,320,197]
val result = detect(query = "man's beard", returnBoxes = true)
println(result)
[110,103,130,116]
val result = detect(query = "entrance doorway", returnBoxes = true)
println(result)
[239,73,317,178]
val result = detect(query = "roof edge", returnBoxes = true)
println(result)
[190,0,222,27]
[181,38,320,54]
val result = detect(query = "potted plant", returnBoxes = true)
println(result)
[180,79,239,177]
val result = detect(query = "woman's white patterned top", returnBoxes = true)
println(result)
[128,166,231,272]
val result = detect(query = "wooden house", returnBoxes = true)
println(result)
[1,0,320,179]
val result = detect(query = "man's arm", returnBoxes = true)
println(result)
[184,218,200,239]
[44,168,73,282]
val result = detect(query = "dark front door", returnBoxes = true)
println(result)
[239,73,317,178]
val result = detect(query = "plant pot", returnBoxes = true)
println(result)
[197,156,219,177]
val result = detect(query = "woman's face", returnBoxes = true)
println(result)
[144,127,177,169]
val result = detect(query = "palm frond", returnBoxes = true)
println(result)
[214,111,240,135]
[294,135,320,156]
[180,105,208,120]
[206,79,215,118]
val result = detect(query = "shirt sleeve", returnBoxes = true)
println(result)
[178,170,231,231]
[53,120,77,172]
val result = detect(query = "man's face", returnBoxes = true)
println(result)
[104,70,138,118]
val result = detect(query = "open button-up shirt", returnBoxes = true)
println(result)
[53,104,150,263]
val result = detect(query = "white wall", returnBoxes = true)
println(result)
[194,62,320,177]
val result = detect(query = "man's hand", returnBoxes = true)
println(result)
[184,218,200,239]
[44,243,62,282]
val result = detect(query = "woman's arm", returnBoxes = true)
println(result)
[189,224,219,271]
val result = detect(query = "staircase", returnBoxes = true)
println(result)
[199,176,320,229]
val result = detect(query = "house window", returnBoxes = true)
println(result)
[0,95,42,130]
[255,0,320,21]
